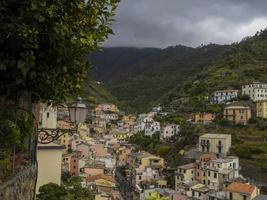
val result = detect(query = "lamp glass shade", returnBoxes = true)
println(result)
[68,99,88,124]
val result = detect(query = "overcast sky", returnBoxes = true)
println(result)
[103,0,267,48]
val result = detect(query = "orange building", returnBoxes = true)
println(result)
[224,105,251,125]
[195,153,216,184]
[195,113,216,124]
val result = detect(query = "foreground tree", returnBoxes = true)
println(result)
[37,183,66,200]
[0,0,119,103]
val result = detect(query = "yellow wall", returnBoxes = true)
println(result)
[36,146,63,193]
[257,101,267,119]
[140,156,164,170]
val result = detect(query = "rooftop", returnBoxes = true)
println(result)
[224,105,250,109]
[178,163,195,170]
[200,133,231,139]
[215,89,238,92]
[86,174,115,183]
[226,182,256,195]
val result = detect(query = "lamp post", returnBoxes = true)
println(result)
[38,97,88,144]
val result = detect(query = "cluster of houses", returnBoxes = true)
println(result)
[194,82,267,125]
[34,82,267,200]
[114,133,266,200]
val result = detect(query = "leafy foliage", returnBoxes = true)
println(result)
[37,175,94,200]
[37,183,66,200]
[0,0,119,103]
[89,44,230,112]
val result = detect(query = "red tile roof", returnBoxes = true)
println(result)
[86,174,115,183]
[226,182,256,195]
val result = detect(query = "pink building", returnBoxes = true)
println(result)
[224,105,251,125]
[70,154,79,176]
[82,165,105,176]
[90,144,108,157]
[195,112,216,124]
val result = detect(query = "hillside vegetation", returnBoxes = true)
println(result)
[89,45,230,112]
[166,29,267,112]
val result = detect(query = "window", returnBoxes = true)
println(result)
[214,173,217,178]
[208,180,210,185]
[229,192,233,200]
[46,112,50,118]
[139,176,142,180]
[208,171,210,176]
[191,170,194,174]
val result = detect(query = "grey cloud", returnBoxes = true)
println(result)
[103,0,267,48]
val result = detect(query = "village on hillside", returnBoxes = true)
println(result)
[35,82,267,200]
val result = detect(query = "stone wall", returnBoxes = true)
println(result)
[0,165,37,200]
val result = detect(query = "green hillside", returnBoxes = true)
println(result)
[89,45,230,112]
[80,79,118,107]
[165,29,267,113]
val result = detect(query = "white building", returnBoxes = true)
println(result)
[144,121,160,137]
[199,134,232,156]
[206,156,239,191]
[138,116,154,132]
[39,103,57,129]
[242,82,267,101]
[162,124,180,139]
[210,89,238,104]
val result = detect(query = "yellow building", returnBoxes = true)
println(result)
[175,163,195,190]
[95,103,119,113]
[113,132,130,141]
[226,182,260,200]
[36,143,65,193]
[59,133,71,152]
[127,151,165,170]
[256,100,267,119]
[116,146,134,166]
[146,191,169,200]
[78,123,90,140]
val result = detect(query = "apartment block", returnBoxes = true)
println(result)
[224,105,251,125]
[210,89,238,104]
[242,82,267,101]
[199,134,231,156]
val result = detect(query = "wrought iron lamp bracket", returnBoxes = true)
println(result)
[38,128,77,144]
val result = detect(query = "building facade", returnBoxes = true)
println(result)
[210,90,238,104]
[224,105,252,125]
[36,143,64,193]
[256,100,267,119]
[194,113,216,124]
[162,124,180,139]
[242,83,267,101]
[199,134,231,156]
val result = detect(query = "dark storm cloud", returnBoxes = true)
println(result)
[103,0,267,48]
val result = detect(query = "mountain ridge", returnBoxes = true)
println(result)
[89,44,230,112]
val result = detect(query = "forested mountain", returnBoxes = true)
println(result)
[89,44,230,112]
[164,29,267,113]
[80,79,119,107]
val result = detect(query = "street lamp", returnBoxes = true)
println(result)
[38,97,88,144]
[68,97,88,124]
